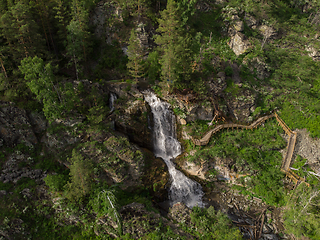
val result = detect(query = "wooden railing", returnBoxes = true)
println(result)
[192,113,309,186]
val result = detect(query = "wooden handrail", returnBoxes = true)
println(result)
[192,113,309,186]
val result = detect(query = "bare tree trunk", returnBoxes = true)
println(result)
[0,56,8,78]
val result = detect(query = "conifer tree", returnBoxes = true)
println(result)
[155,0,192,87]
[0,1,45,63]
[64,149,93,202]
[66,0,91,79]
[127,29,144,81]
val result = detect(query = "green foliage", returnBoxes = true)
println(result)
[90,190,122,236]
[45,174,69,192]
[127,29,145,80]
[19,56,80,122]
[66,0,92,79]
[145,51,161,83]
[64,149,93,202]
[155,0,192,87]
[188,206,242,239]
[188,119,287,205]
[94,41,128,78]
[224,65,233,76]
[284,184,320,239]
[19,56,62,121]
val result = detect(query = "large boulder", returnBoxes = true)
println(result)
[28,111,47,134]
[228,32,251,56]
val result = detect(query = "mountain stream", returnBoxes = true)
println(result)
[144,91,204,208]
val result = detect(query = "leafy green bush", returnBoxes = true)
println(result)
[188,206,242,239]
[44,174,69,192]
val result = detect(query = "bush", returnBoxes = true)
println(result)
[44,174,69,192]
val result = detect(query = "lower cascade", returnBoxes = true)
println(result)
[144,91,204,208]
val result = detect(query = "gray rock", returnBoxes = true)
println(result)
[228,32,251,56]
[169,202,191,223]
[0,103,38,147]
[28,111,47,133]
[244,14,258,29]
[209,72,227,96]
[261,233,278,240]
[305,45,320,61]
[258,25,277,39]
[227,89,256,123]
[243,57,270,80]
[0,190,7,196]
[34,169,42,178]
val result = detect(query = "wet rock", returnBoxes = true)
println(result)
[115,99,152,149]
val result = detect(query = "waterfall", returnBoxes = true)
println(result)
[109,92,117,112]
[144,91,204,208]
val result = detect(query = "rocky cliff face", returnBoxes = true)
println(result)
[0,102,39,148]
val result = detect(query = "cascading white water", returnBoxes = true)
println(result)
[144,91,204,208]
[109,93,117,112]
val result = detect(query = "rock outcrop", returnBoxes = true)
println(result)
[0,102,38,147]
[208,71,227,96]
[226,89,256,123]
[228,32,251,56]
[305,44,320,61]
[0,152,45,184]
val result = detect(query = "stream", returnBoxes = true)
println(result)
[144,91,204,208]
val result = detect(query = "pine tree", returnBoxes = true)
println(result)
[64,149,93,202]
[65,0,91,79]
[0,1,45,63]
[155,0,192,87]
[126,29,144,81]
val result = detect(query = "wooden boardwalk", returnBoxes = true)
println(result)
[192,113,309,186]
[192,114,275,146]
